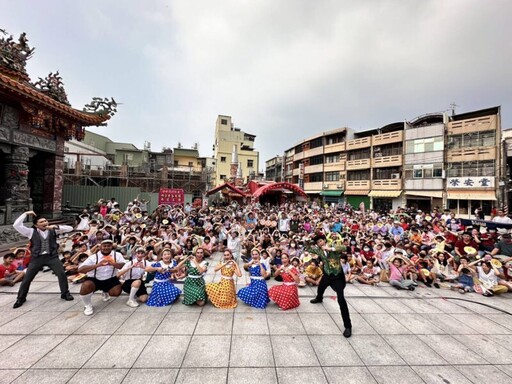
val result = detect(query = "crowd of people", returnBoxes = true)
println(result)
[4,197,512,338]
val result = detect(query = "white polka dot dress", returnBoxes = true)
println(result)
[146,262,182,307]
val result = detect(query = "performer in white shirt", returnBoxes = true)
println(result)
[117,247,149,307]
[77,239,125,315]
[12,211,74,309]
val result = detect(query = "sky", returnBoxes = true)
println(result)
[2,0,511,171]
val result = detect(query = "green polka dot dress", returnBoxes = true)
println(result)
[183,259,208,305]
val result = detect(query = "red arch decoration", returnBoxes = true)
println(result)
[252,182,307,199]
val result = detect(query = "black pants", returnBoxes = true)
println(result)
[17,255,69,300]
[315,273,352,329]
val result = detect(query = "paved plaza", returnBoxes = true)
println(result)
[0,252,512,384]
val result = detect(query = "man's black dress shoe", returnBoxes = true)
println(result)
[61,292,74,301]
[343,328,352,338]
[310,298,323,304]
[13,298,26,309]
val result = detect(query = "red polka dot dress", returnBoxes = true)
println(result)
[269,267,300,310]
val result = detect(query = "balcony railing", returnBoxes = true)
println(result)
[371,155,403,168]
[371,179,401,190]
[324,142,346,154]
[346,180,370,189]
[346,137,371,151]
[372,130,403,146]
[447,146,496,162]
[346,158,370,170]
[447,115,498,135]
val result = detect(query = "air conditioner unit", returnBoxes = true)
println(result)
[323,184,329,189]
[391,173,400,179]
[336,184,344,189]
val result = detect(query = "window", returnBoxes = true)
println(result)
[446,160,495,177]
[247,159,254,168]
[324,172,340,181]
[310,155,323,165]
[174,161,179,167]
[405,136,444,153]
[347,171,370,181]
[405,163,443,179]
[413,169,423,178]
[373,168,400,180]
[221,119,228,125]
[325,154,340,163]
[310,173,323,182]
[310,137,323,149]
[348,148,371,160]
[188,162,193,167]
[220,157,226,163]
[220,174,227,180]
[448,131,496,148]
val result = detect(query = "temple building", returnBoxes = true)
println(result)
[0,29,116,224]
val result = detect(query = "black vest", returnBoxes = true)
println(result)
[30,229,59,258]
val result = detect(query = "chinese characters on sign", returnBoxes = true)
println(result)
[158,188,185,205]
[447,177,494,189]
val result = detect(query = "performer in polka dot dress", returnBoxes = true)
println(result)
[206,249,242,308]
[268,253,300,310]
[181,248,209,306]
[146,249,182,307]
[238,249,270,309]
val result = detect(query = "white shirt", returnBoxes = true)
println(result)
[227,235,242,258]
[13,213,73,240]
[493,216,512,224]
[82,251,125,280]
[118,259,149,280]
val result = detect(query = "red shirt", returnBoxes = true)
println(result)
[454,240,479,256]
[0,264,16,279]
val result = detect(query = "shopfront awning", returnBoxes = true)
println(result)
[447,191,497,200]
[345,190,370,196]
[405,191,443,199]
[320,190,344,197]
[369,190,402,198]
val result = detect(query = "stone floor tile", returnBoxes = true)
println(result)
[195,312,233,335]
[382,335,448,366]
[348,335,405,366]
[154,311,200,335]
[0,311,60,335]
[122,368,178,384]
[0,335,25,354]
[417,334,489,365]
[450,313,512,334]
[310,335,363,366]
[424,298,476,314]
[299,313,342,335]
[67,368,128,384]
[0,335,66,369]
[349,299,387,314]
[276,367,327,383]
[230,335,273,367]
[228,367,277,384]
[265,301,296,313]
[11,369,77,384]
[84,335,150,369]
[379,299,417,314]
[267,313,306,335]
[115,312,166,335]
[232,313,269,335]
[392,313,446,334]
[33,335,109,369]
[452,334,512,364]
[295,300,328,313]
[133,335,191,368]
[400,298,445,314]
[455,365,512,383]
[168,297,204,312]
[362,313,411,335]
[323,367,377,384]
[482,314,512,331]
[411,365,473,384]
[422,313,480,334]
[368,366,425,384]
[0,370,25,384]
[33,311,91,335]
[74,312,132,335]
[182,335,231,367]
[175,368,227,384]
[495,364,512,378]
[331,313,377,335]
[271,335,319,367]
[455,300,505,314]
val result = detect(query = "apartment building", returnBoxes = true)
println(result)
[265,156,283,182]
[445,107,502,217]
[403,113,445,211]
[213,115,259,186]
[276,106,503,216]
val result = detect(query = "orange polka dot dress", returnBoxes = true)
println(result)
[206,264,238,309]
[269,267,300,310]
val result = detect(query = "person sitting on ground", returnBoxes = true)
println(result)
[117,247,150,307]
[0,253,24,286]
[357,260,380,285]
[453,257,476,294]
[388,251,416,291]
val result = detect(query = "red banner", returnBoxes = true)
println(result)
[158,188,184,205]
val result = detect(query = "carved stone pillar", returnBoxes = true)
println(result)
[5,146,30,201]
[42,154,64,217]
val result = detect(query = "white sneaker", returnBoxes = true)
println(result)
[126,299,139,308]
[84,305,94,316]
[101,292,111,302]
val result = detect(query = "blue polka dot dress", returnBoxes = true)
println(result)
[237,264,269,309]
[146,261,182,307]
